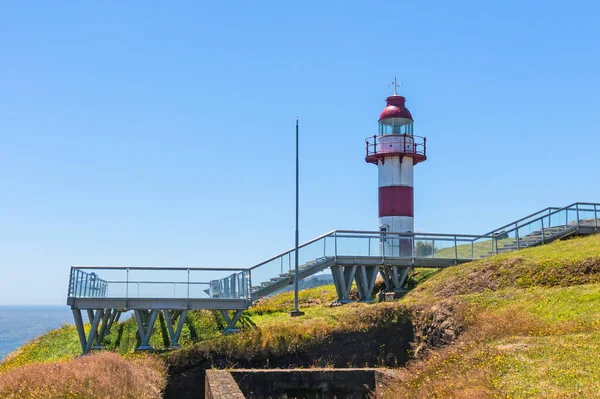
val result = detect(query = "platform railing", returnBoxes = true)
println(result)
[365,134,426,159]
[68,269,109,298]
[68,203,600,303]
[476,202,600,254]
[245,230,497,288]
[67,266,250,300]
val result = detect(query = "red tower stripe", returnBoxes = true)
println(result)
[378,186,414,217]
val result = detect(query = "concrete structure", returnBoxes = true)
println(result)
[206,368,400,399]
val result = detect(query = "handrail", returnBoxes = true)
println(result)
[248,230,336,270]
[477,202,600,241]
[334,230,493,239]
[71,265,247,271]
[479,206,561,237]
[68,201,600,303]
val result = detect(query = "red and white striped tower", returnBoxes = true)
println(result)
[365,79,427,256]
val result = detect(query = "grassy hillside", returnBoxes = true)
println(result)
[2,235,600,398]
[386,234,600,398]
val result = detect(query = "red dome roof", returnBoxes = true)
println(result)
[378,95,413,121]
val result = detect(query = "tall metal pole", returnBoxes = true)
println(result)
[291,117,304,316]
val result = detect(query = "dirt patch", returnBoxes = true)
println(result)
[409,298,468,356]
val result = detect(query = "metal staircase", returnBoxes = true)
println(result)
[250,257,335,301]
[489,225,579,255]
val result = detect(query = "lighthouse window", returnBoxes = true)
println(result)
[379,119,414,136]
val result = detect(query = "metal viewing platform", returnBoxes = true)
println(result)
[68,202,600,353]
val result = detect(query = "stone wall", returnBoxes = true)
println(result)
[205,370,245,399]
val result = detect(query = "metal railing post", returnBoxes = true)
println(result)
[576,203,580,226]
[516,222,520,250]
[595,204,599,232]
[247,270,252,299]
[471,241,474,259]
[126,268,129,300]
[324,237,327,257]
[541,217,545,244]
[334,231,338,258]
[454,235,458,261]
[495,235,498,255]
[187,269,190,300]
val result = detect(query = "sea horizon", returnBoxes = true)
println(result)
[0,305,73,360]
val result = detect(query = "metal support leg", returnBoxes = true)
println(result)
[72,308,105,355]
[94,308,112,349]
[134,309,159,351]
[106,309,119,334]
[163,309,188,348]
[379,267,392,291]
[220,310,243,334]
[354,265,379,302]
[380,266,411,298]
[72,309,87,355]
[397,266,411,289]
[330,264,357,303]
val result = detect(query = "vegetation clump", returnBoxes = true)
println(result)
[0,352,166,399]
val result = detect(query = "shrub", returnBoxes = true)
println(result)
[0,352,166,399]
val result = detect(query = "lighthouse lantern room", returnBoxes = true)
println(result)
[365,79,427,256]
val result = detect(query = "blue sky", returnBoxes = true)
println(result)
[1,1,599,304]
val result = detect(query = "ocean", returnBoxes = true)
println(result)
[0,305,73,360]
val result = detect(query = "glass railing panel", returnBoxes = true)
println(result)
[471,236,496,258]
[126,269,196,299]
[250,255,290,290]
[71,268,126,298]
[564,208,579,226]
[454,237,478,259]
[324,236,336,257]
[576,206,597,227]
[335,233,375,257]
[297,237,327,265]
[545,210,567,229]
[380,234,413,257]
[414,237,435,258]
[428,236,455,259]
[189,269,249,299]
[517,218,543,239]
[495,229,518,253]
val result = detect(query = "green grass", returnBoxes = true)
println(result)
[407,234,600,301]
[4,235,600,399]
[432,237,513,259]
[491,332,600,398]
[384,234,600,398]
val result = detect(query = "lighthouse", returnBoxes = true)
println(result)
[365,79,427,256]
